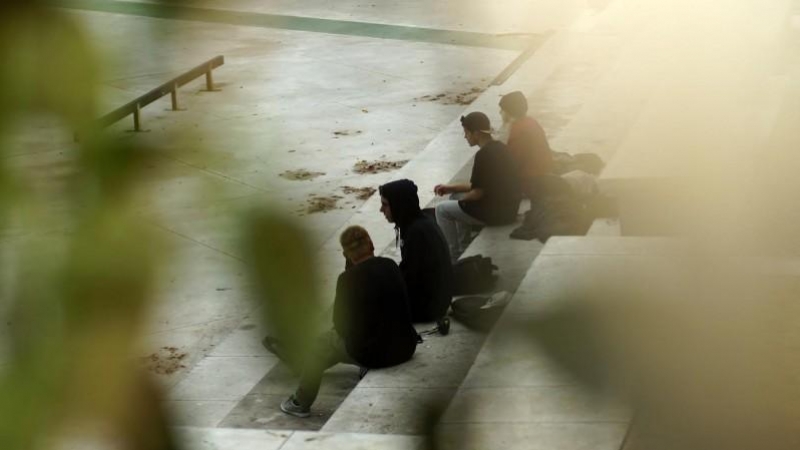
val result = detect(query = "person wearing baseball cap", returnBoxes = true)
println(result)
[434,112,521,261]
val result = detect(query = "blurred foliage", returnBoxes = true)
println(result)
[517,258,800,450]
[0,1,98,133]
[243,210,324,370]
[0,2,193,449]
[0,1,327,448]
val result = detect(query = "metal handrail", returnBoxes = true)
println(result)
[98,55,224,131]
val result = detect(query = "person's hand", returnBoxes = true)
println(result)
[434,184,448,196]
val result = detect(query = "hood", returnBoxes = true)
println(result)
[379,179,423,232]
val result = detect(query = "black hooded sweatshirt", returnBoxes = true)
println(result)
[333,256,418,368]
[379,179,454,322]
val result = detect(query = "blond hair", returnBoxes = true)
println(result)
[340,225,373,260]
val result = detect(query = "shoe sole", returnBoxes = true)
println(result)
[280,404,311,418]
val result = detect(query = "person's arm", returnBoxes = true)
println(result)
[396,265,414,325]
[452,147,487,202]
[332,273,349,338]
[458,187,484,202]
[434,182,471,196]
[399,227,425,300]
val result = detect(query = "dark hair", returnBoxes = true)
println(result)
[499,91,528,118]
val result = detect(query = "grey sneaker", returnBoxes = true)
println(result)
[280,395,310,418]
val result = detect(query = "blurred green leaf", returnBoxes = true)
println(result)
[244,210,324,368]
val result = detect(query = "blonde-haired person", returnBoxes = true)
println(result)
[280,226,419,418]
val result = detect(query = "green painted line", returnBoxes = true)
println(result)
[47,0,544,51]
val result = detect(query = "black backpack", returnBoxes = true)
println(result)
[552,152,605,176]
[450,295,506,332]
[452,254,497,296]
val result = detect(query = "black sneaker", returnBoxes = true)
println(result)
[280,395,311,418]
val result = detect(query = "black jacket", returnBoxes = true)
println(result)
[379,179,454,322]
[333,257,418,368]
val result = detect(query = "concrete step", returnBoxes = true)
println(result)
[175,427,424,450]
[436,236,640,449]
[320,221,545,435]
[587,218,620,236]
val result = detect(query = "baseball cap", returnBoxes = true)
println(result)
[460,112,492,134]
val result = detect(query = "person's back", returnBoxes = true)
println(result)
[278,226,417,418]
[333,256,418,367]
[508,116,553,179]
[463,139,521,226]
[500,91,554,196]
[379,179,453,322]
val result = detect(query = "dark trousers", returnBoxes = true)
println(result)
[295,329,357,408]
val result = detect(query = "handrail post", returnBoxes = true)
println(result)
[96,56,224,131]
[170,82,180,110]
[133,103,141,131]
[205,64,214,91]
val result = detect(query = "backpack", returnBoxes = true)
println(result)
[552,152,605,176]
[511,175,617,243]
[450,292,510,332]
[509,196,590,242]
[452,254,497,296]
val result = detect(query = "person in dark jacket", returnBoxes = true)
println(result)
[280,225,418,418]
[379,179,454,323]
[434,112,521,260]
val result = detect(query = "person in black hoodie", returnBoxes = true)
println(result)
[280,225,418,418]
[379,179,454,323]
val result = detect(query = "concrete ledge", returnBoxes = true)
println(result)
[438,236,639,447]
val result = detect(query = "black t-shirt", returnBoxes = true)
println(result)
[333,257,418,368]
[460,140,521,225]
